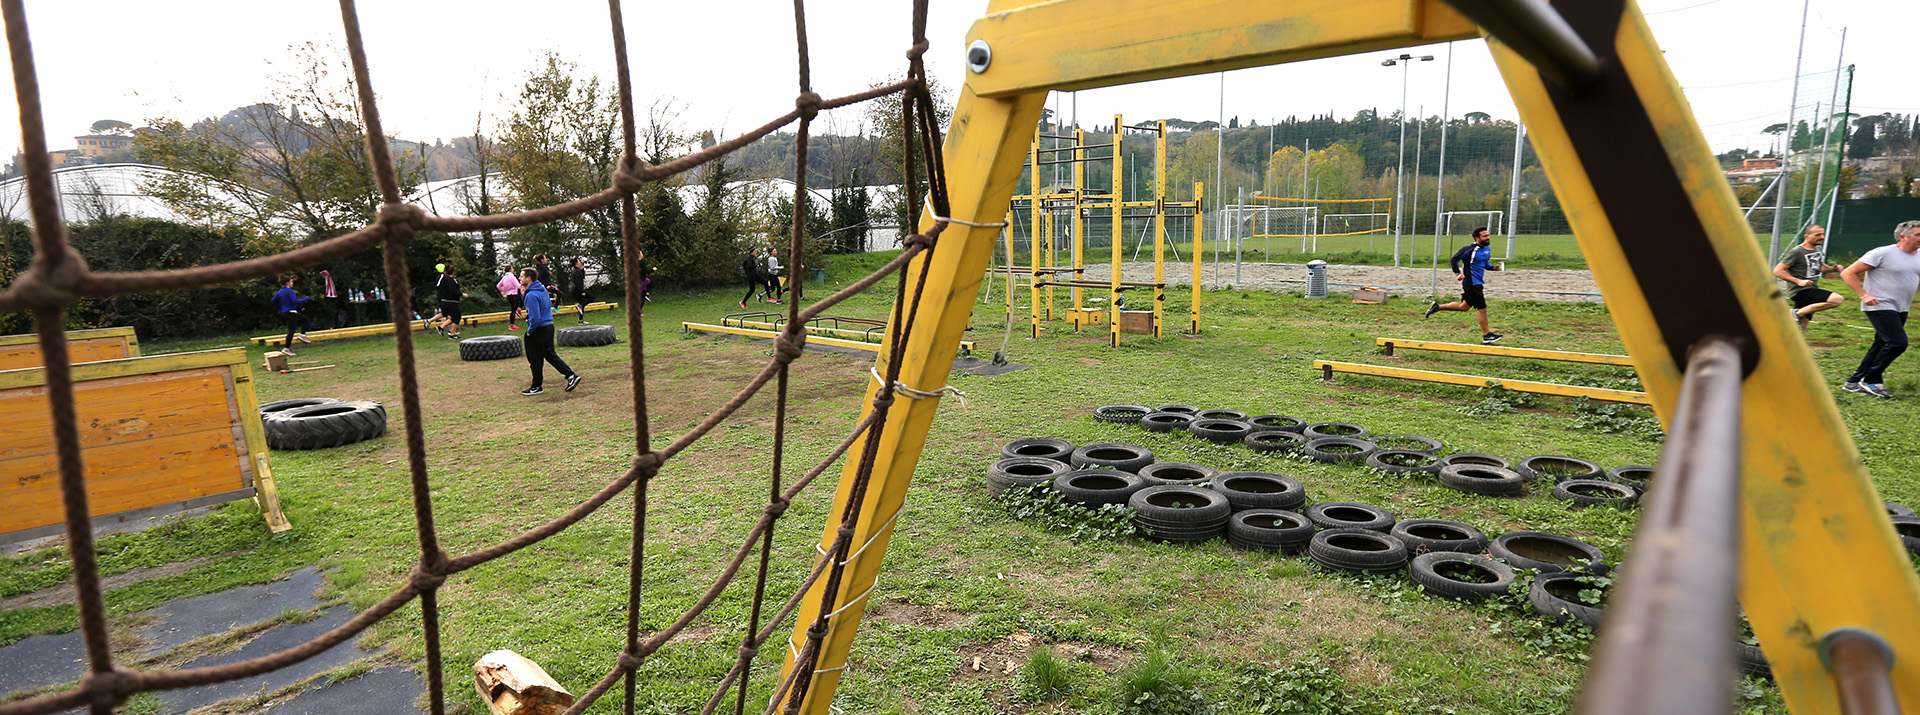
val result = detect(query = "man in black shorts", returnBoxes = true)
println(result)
[435,264,468,340]
[1424,227,1504,344]
[1773,224,1843,330]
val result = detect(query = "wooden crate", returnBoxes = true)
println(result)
[1118,310,1155,334]
[0,327,140,371]
[0,348,290,542]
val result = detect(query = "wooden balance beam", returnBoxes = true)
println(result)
[1312,360,1650,405]
[1375,337,1633,366]
[683,322,974,354]
[250,303,619,346]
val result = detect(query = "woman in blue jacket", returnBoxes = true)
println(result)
[272,275,313,354]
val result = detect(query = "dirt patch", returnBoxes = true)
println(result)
[865,598,969,630]
[0,551,245,611]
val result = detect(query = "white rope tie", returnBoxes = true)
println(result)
[869,367,966,408]
[813,506,905,565]
[924,202,1008,228]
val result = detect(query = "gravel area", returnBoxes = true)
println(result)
[1076,261,1603,302]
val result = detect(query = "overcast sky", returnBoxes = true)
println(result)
[2,0,1908,165]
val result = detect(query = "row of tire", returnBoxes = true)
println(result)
[987,440,1784,678]
[456,324,619,361]
[258,397,388,450]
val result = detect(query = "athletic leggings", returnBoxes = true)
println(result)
[281,311,308,347]
[507,294,524,323]
[523,325,574,389]
[742,269,766,303]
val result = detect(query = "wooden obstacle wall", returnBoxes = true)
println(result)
[0,347,290,542]
[0,326,140,371]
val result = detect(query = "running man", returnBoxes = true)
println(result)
[519,268,581,396]
[1773,224,1843,330]
[569,257,590,323]
[1424,226,1504,344]
[1839,220,1920,397]
[271,275,313,355]
[435,264,469,340]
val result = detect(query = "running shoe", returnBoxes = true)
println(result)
[565,373,582,392]
[1842,382,1869,394]
[739,300,749,310]
[295,333,312,344]
[520,386,543,396]
[1864,383,1893,398]
[1423,302,1439,319]
[280,348,296,357]
[1482,333,1504,344]
[508,324,520,330]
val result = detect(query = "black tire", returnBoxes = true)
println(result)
[1194,409,1248,421]
[1303,437,1376,463]
[1739,642,1773,680]
[1516,455,1604,483]
[1606,465,1655,490]
[557,324,617,347]
[1187,419,1253,445]
[1244,430,1307,453]
[1069,443,1154,472]
[458,335,523,361]
[259,397,340,418]
[1053,469,1146,507]
[1439,453,1510,470]
[1491,532,1607,574]
[1891,515,1920,555]
[1210,472,1307,512]
[987,457,1070,496]
[1308,528,1409,574]
[1002,437,1074,464]
[1129,486,1230,542]
[264,400,387,450]
[1371,434,1444,455]
[1886,501,1915,518]
[1553,479,1640,508]
[1409,552,1515,601]
[1137,462,1216,486]
[1366,450,1441,476]
[1154,404,1200,415]
[1226,509,1317,552]
[1093,404,1152,424]
[1139,412,1195,433]
[1391,519,1489,554]
[1529,571,1607,628]
[1437,464,1526,497]
[1246,415,1306,433]
[1303,422,1369,439]
[1304,501,1396,532]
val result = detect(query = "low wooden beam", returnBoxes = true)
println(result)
[1313,359,1650,405]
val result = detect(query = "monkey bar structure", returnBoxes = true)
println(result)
[988,116,1205,345]
[779,2,1920,714]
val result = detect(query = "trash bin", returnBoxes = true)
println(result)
[808,267,827,284]
[1305,260,1328,299]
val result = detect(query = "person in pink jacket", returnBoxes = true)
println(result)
[496,264,524,330]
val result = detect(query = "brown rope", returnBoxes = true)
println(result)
[0,0,955,710]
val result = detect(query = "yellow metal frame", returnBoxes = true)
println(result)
[0,347,291,536]
[780,2,1920,713]
[1376,337,1634,366]
[681,322,974,353]
[1313,359,1650,405]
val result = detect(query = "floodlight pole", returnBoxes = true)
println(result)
[1506,121,1524,260]
[1767,0,1812,266]
[1809,28,1845,231]
[1385,53,1433,267]
[1429,43,1454,300]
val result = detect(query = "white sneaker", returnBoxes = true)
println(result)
[295,333,311,344]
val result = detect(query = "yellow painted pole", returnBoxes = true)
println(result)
[1043,202,1055,320]
[1028,134,1042,338]
[1153,120,1167,338]
[777,82,1048,715]
[1488,5,1919,713]
[1109,114,1124,347]
[1191,182,1204,335]
[1073,127,1086,318]
[1004,208,1016,317]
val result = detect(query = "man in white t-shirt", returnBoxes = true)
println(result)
[1839,220,1920,397]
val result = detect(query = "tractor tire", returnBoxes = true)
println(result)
[459,335,523,361]
[259,397,340,418]
[264,400,387,450]
[557,324,617,347]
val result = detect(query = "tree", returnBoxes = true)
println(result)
[494,52,622,288]
[1463,111,1492,124]
[1848,117,1879,160]
[862,74,953,236]
[88,119,132,135]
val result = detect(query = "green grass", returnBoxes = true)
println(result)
[5,250,1917,714]
[1009,234,1590,269]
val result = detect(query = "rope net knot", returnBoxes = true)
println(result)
[375,202,426,242]
[16,246,89,311]
[408,550,452,591]
[796,91,823,121]
[80,669,136,710]
[612,154,646,194]
[633,451,664,481]
[617,651,645,672]
[764,498,792,518]
[773,331,808,364]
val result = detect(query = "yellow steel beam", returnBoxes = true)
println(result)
[1109,113,1124,347]
[249,303,618,345]
[964,0,1477,97]
[777,81,1048,714]
[1191,182,1204,335]
[1491,4,1919,711]
[1153,120,1167,338]
[1313,359,1650,405]
[686,321,975,352]
[1072,127,1086,317]
[1376,337,1634,366]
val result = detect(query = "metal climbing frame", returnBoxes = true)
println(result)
[780,1,1918,714]
[992,116,1206,344]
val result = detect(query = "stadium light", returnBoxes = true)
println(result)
[1383,53,1433,267]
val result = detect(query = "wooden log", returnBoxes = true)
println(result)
[473,650,574,715]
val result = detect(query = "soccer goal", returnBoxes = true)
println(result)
[1440,210,1504,238]
[1232,205,1319,254]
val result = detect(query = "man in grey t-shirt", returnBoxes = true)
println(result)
[1772,225,1842,330]
[1839,220,1920,397]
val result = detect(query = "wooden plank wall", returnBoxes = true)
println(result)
[0,327,140,371]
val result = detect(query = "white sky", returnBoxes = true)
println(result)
[2,0,1909,163]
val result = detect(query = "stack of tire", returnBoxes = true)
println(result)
[259,397,388,450]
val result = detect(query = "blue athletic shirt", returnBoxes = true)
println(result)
[523,281,555,329]
[1450,243,1493,286]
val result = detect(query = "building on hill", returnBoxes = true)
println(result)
[74,133,133,159]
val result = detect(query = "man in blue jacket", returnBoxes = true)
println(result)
[518,268,581,396]
[1424,227,1504,344]
[272,275,313,355]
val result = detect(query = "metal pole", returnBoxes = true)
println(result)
[1506,122,1525,260]
[1809,29,1845,230]
[1412,105,1424,261]
[1767,0,1812,266]
[1395,59,1410,267]
[1213,72,1225,287]
[1828,62,1853,233]
[1430,44,1453,300]
[1303,137,1312,252]
[1235,185,1244,286]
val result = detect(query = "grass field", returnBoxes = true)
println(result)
[4,250,1917,714]
[1008,234,1591,271]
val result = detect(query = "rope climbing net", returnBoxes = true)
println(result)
[0,0,957,713]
